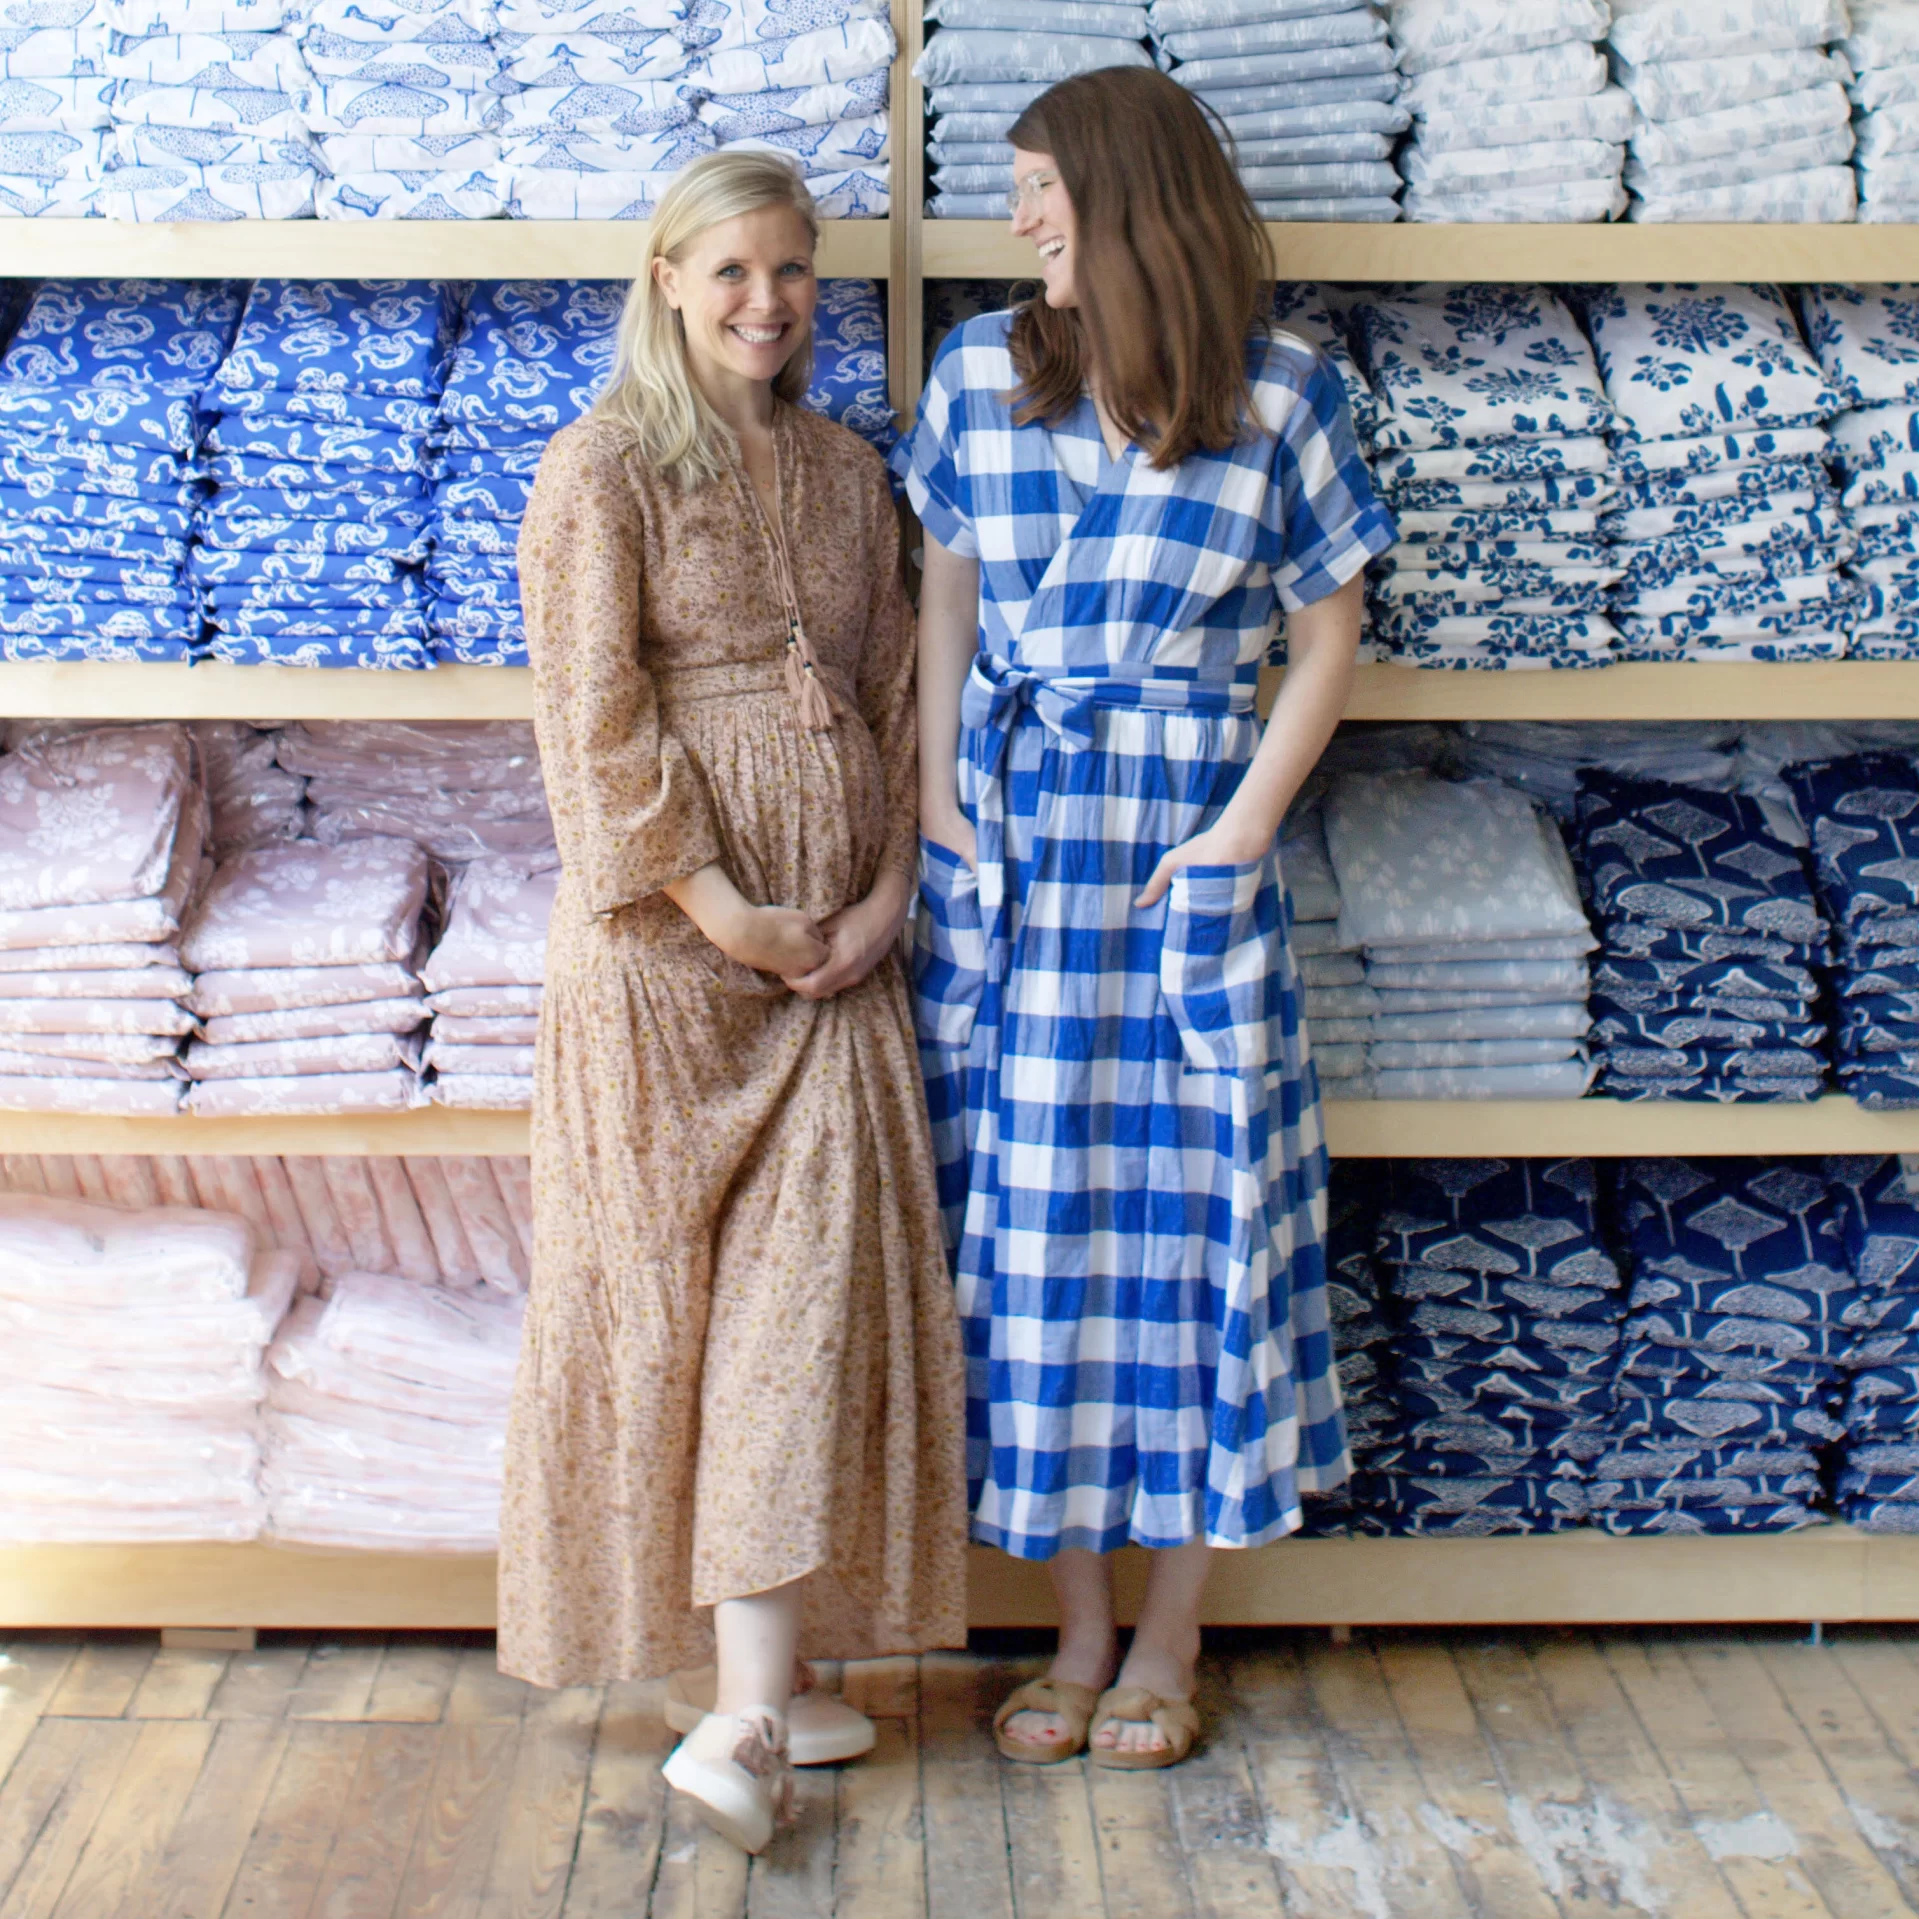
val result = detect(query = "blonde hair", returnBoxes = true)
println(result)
[594,151,821,490]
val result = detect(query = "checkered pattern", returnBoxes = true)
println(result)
[893,312,1392,1558]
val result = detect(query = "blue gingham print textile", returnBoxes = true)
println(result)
[893,311,1392,1559]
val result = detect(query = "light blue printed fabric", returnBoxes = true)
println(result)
[927,0,1146,35]
[896,310,1391,1558]
[914,28,1148,86]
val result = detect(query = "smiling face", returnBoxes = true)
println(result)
[1009,147,1076,309]
[652,204,818,392]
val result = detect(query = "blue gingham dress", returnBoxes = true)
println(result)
[894,312,1394,1558]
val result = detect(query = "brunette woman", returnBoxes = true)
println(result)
[499,151,966,1851]
[897,66,1392,1769]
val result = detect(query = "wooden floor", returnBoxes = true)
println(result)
[7,1628,1919,1917]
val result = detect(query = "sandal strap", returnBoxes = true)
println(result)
[1093,1688,1200,1746]
[992,1677,1099,1737]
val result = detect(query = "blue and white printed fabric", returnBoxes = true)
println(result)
[0,0,108,214]
[1844,0,1919,218]
[895,309,1391,1558]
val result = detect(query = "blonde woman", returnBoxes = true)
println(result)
[497,151,967,1854]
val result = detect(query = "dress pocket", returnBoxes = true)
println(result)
[1159,860,1281,1078]
[914,835,986,1050]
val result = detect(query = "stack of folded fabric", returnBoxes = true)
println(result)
[918,0,1148,218]
[263,1267,522,1551]
[197,279,454,669]
[1451,717,1740,820]
[180,835,434,1116]
[1577,283,1854,663]
[1388,0,1623,222]
[0,724,204,1117]
[1574,768,1831,1102]
[101,0,317,219]
[1610,0,1856,222]
[1323,769,1598,1100]
[429,279,619,667]
[1352,1157,1621,1535]
[300,0,508,220]
[0,278,237,664]
[196,720,308,856]
[1282,789,1371,1099]
[1797,284,1919,659]
[1826,1154,1919,1531]
[420,853,552,1109]
[1349,284,1623,671]
[0,0,110,216]
[503,0,892,218]
[1152,0,1402,221]
[0,1190,300,1543]
[1843,0,1919,220]
[1783,749,1919,1108]
[1597,1156,1843,1534]
[276,721,553,862]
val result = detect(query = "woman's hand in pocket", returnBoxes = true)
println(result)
[1134,820,1268,909]
[919,802,978,874]
[785,867,913,1000]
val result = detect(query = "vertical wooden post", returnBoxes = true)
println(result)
[888,0,925,428]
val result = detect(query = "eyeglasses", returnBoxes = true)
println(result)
[1006,172,1058,216]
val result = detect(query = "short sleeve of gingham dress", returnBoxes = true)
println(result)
[896,316,1387,1564]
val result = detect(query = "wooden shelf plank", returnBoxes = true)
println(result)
[0,662,532,721]
[925,220,1919,283]
[0,220,891,280]
[1324,1096,1919,1157]
[0,1531,1900,1631]
[0,1109,529,1155]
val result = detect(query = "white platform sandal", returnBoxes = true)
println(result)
[664,1665,877,1766]
[661,1706,792,1855]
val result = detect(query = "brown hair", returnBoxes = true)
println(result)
[1006,66,1271,469]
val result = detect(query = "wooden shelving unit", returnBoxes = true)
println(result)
[11,98,1919,1636]
[5,1529,1915,1631]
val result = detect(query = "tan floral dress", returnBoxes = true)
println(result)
[497,404,969,1689]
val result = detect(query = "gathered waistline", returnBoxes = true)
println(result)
[653,659,788,704]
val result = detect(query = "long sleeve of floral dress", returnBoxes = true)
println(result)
[518,423,726,914]
[852,460,921,890]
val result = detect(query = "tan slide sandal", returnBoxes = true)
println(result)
[991,1677,1100,1765]
[1088,1687,1200,1771]
[665,1667,876,1766]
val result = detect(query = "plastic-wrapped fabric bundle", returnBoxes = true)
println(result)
[1595,1157,1843,1533]
[1782,749,1919,1107]
[100,0,319,218]
[1572,767,1832,1101]
[262,1270,523,1550]
[1386,0,1619,222]
[1347,284,1623,670]
[299,0,512,219]
[0,0,110,216]
[1350,1157,1621,1535]
[1825,1155,1919,1528]
[0,1188,297,1542]
[180,834,433,1115]
[1450,718,1742,819]
[420,853,551,1110]
[1610,0,1856,220]
[919,0,1148,216]
[1842,0,1919,219]
[1149,0,1403,220]
[1798,285,1919,657]
[428,276,894,665]
[0,278,243,662]
[195,720,307,856]
[1320,769,1598,1098]
[503,0,893,219]
[0,723,207,1116]
[1574,283,1855,664]
[198,280,459,670]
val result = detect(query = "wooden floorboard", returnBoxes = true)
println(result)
[4,1629,1919,1917]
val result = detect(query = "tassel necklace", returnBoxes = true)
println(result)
[746,424,835,733]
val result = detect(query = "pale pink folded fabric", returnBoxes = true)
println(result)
[428,1013,537,1045]
[185,1033,425,1081]
[182,838,430,973]
[184,1070,426,1117]
[0,1051,181,1081]
[0,943,182,973]
[3,1032,187,1063]
[0,1000,197,1036]
[425,985,542,1018]
[430,1074,532,1111]
[421,857,554,993]
[189,962,424,1019]
[201,1000,431,1046]
[0,724,195,911]
[425,1041,534,1077]
[0,967,195,1001]
[0,1076,183,1114]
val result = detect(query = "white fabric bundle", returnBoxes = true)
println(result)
[1612,0,1857,218]
[1844,0,1919,216]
